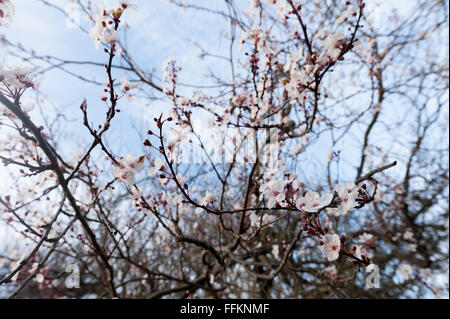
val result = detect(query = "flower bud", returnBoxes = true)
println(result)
[143,139,152,147]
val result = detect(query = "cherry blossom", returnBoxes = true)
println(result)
[121,79,140,91]
[328,183,359,216]
[148,158,165,176]
[20,100,35,113]
[399,263,414,279]
[317,31,347,62]
[320,234,341,261]
[0,64,39,97]
[354,244,373,260]
[89,2,123,50]
[403,229,414,241]
[111,154,145,186]
[199,191,216,206]
[324,265,338,280]
[358,233,376,246]
[259,178,287,209]
[298,190,334,213]
[89,2,109,50]
[35,273,45,284]
[0,0,14,26]
[337,4,359,24]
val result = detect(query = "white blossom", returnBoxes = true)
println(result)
[317,31,347,61]
[320,234,341,261]
[298,190,333,213]
[272,244,279,258]
[88,2,122,50]
[403,229,414,241]
[0,64,39,91]
[35,273,45,284]
[199,191,216,206]
[148,158,165,176]
[419,268,432,281]
[337,5,358,24]
[329,183,359,216]
[259,178,287,209]
[121,79,140,91]
[112,154,145,186]
[324,265,338,280]
[358,233,376,245]
[354,244,373,259]
[0,0,14,26]
[399,263,414,279]
[21,100,35,113]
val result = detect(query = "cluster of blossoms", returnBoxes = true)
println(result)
[319,229,377,263]
[258,174,363,262]
[0,0,14,26]
[111,154,145,187]
[327,183,360,216]
[219,1,365,138]
[258,171,360,215]
[0,64,38,100]
[258,174,291,209]
[282,3,361,104]
[391,228,418,252]
[337,3,359,24]
[397,263,441,297]
[254,169,367,262]
[283,48,312,103]
[162,58,182,100]
[5,250,56,286]
[89,1,135,50]
[316,31,348,62]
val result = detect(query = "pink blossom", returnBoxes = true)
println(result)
[299,190,334,213]
[0,0,14,26]
[320,234,341,261]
